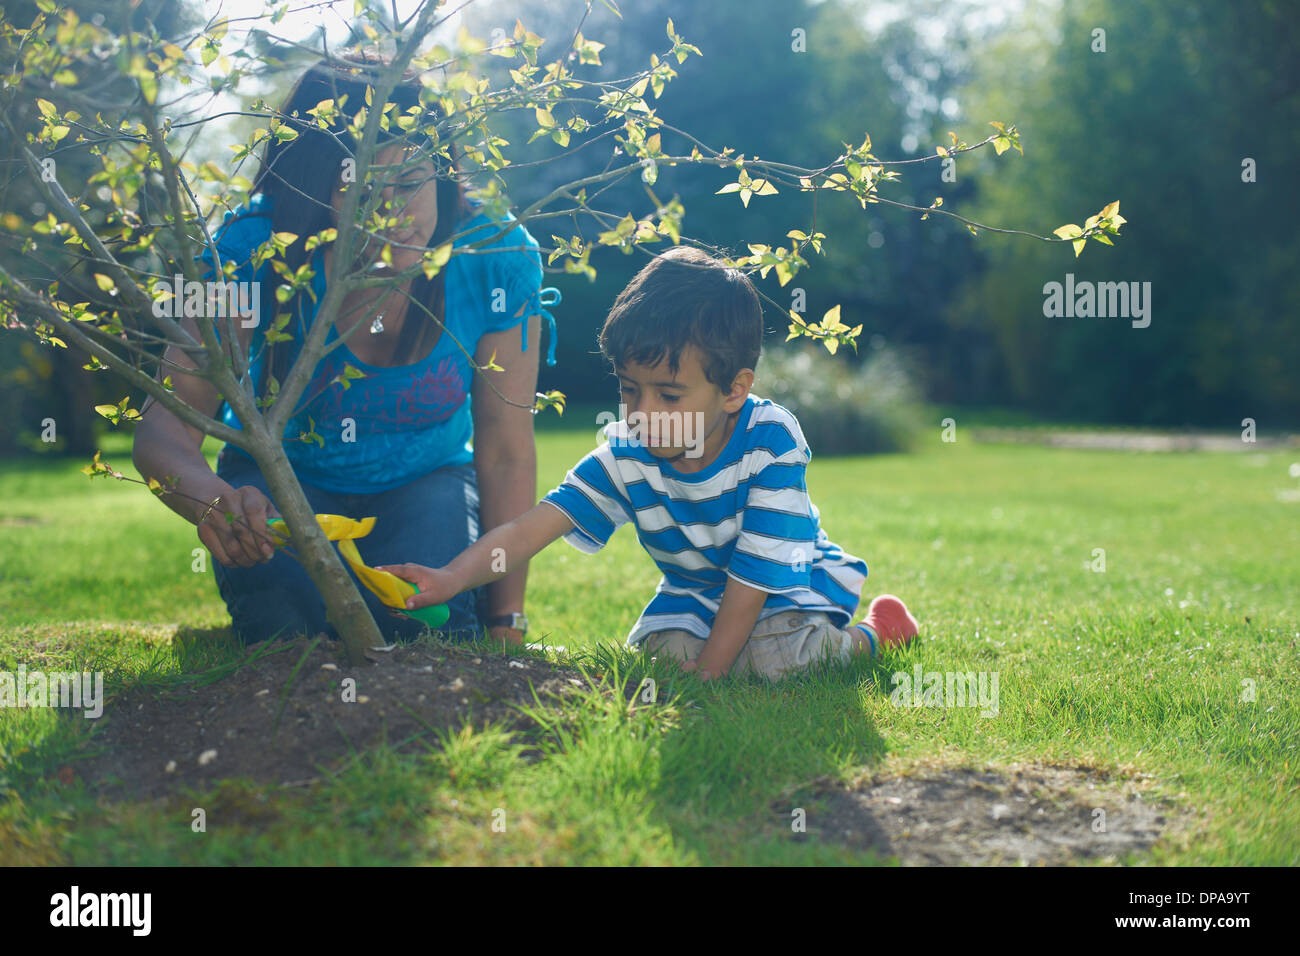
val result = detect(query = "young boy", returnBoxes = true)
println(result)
[378,246,918,681]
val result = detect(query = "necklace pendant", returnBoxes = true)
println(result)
[370,314,384,334]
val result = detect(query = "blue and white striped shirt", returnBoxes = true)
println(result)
[541,394,869,647]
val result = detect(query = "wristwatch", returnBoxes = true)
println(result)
[485,612,528,634]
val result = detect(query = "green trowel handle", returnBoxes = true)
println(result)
[405,589,451,628]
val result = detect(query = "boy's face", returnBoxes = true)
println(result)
[615,345,752,467]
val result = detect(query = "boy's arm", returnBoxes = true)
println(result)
[378,501,574,611]
[691,576,770,679]
[700,412,816,679]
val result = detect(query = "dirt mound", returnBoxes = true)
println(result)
[787,763,1173,865]
[73,635,589,801]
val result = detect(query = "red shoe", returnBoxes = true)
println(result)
[862,594,918,649]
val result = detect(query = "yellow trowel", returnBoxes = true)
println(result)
[265,514,450,628]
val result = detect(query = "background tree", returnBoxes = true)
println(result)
[0,0,200,457]
[469,0,1000,406]
[952,0,1300,424]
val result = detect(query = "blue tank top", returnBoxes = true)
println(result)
[206,193,558,494]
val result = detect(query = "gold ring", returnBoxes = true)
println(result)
[200,494,223,523]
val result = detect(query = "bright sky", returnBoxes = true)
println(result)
[212,0,466,51]
[188,0,1033,171]
[209,0,1032,59]
[184,1,469,173]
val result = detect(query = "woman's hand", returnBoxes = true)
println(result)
[488,625,527,646]
[374,562,463,610]
[198,484,282,568]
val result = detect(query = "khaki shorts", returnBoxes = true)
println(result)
[640,610,867,682]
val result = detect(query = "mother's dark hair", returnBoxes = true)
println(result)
[251,52,470,397]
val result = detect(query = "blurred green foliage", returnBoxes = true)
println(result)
[477,0,1297,428]
[954,0,1299,426]
[756,344,923,455]
[0,0,201,457]
[3,0,1294,462]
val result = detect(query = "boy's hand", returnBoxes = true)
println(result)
[373,563,462,611]
[679,659,723,681]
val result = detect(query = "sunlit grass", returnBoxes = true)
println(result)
[0,425,1296,864]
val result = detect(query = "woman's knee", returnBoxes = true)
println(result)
[225,589,328,645]
[215,455,487,643]
[213,548,329,644]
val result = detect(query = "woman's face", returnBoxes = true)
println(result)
[332,141,439,272]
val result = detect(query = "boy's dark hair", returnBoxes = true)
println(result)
[599,246,763,391]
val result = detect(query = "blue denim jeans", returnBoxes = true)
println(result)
[212,445,485,645]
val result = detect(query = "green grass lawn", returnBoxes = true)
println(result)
[1,425,1297,865]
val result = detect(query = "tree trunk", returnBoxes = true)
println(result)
[249,435,386,666]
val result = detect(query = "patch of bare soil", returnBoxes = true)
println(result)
[788,763,1175,865]
[72,635,591,801]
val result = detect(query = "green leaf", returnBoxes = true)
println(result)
[303,228,337,252]
[533,389,566,415]
[574,32,605,65]
[332,363,367,391]
[421,242,453,278]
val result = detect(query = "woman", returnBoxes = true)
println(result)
[132,54,559,647]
